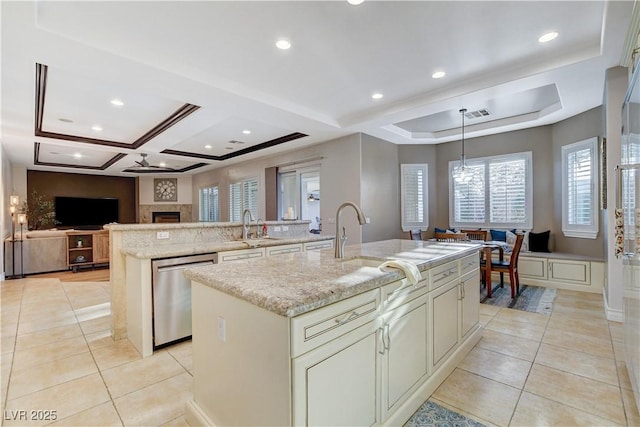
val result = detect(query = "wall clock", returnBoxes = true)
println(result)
[154,178,178,202]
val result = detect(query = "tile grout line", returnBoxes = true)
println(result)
[2,279,26,419]
[60,279,125,427]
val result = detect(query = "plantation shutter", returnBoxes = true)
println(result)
[199,186,219,222]
[243,179,259,219]
[453,163,485,224]
[229,182,242,222]
[489,158,526,224]
[401,164,428,232]
[566,147,593,226]
[562,138,598,238]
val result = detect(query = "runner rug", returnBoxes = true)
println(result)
[481,284,556,315]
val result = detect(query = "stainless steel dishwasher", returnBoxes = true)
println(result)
[151,253,217,348]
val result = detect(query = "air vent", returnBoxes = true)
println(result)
[227,140,245,145]
[464,109,491,119]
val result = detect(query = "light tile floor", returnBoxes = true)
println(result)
[1,277,639,426]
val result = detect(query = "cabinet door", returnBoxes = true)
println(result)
[429,281,459,369]
[460,271,480,339]
[549,259,590,285]
[218,248,265,263]
[519,257,547,280]
[93,232,110,263]
[293,328,378,427]
[380,296,428,421]
[266,243,302,256]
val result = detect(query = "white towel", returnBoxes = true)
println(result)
[379,260,421,285]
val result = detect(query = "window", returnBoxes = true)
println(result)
[199,185,219,222]
[562,137,598,238]
[449,152,532,229]
[401,164,428,232]
[229,178,258,221]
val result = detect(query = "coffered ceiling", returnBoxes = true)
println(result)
[1,1,635,176]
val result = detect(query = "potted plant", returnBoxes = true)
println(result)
[21,190,55,230]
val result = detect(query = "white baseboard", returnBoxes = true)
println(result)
[603,290,624,322]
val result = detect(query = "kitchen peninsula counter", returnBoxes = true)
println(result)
[185,239,483,427]
[121,234,332,259]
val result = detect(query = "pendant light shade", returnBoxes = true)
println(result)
[453,108,473,184]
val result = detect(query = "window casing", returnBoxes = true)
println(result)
[199,185,219,222]
[562,137,598,239]
[277,164,321,231]
[449,152,532,230]
[229,178,258,222]
[401,164,428,232]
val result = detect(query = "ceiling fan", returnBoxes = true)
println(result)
[123,153,177,173]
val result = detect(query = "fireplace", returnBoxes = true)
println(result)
[153,212,180,223]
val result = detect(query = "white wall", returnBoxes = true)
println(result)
[603,66,629,322]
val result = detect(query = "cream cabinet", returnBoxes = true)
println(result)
[379,294,428,421]
[460,271,480,339]
[303,240,334,251]
[217,247,265,263]
[266,243,303,256]
[518,257,548,280]
[293,327,379,427]
[548,259,590,285]
[429,280,460,369]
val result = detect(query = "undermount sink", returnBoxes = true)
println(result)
[222,237,281,248]
[341,257,384,268]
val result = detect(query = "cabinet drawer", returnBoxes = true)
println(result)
[303,240,334,251]
[218,248,265,263]
[428,260,459,291]
[266,244,302,256]
[459,253,479,276]
[381,277,428,310]
[291,288,380,357]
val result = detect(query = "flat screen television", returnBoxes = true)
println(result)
[55,196,119,228]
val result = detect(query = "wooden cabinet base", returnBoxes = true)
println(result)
[66,230,110,271]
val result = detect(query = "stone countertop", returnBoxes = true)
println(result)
[184,239,480,317]
[121,235,334,259]
[107,220,311,231]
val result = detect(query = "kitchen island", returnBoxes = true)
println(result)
[184,239,482,427]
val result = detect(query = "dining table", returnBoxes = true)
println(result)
[479,241,506,298]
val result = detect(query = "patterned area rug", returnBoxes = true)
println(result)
[404,400,486,427]
[481,284,556,315]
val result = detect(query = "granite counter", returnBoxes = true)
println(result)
[184,239,480,317]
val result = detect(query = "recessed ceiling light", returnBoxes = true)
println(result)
[242,129,251,135]
[110,98,124,107]
[91,125,103,132]
[371,93,383,100]
[159,162,167,167]
[73,153,82,159]
[276,39,291,50]
[348,0,365,4]
[538,31,558,43]
[432,71,446,79]
[58,118,73,123]
[204,145,212,150]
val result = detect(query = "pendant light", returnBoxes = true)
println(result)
[453,108,473,184]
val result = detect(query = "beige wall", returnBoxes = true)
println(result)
[551,106,604,256]
[192,134,365,244]
[401,107,605,259]
[431,125,555,237]
[361,134,400,243]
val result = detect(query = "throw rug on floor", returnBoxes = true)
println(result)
[404,400,486,427]
[481,284,556,315]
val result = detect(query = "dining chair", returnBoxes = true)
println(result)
[460,229,488,241]
[434,232,468,242]
[480,233,524,298]
[409,230,423,240]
